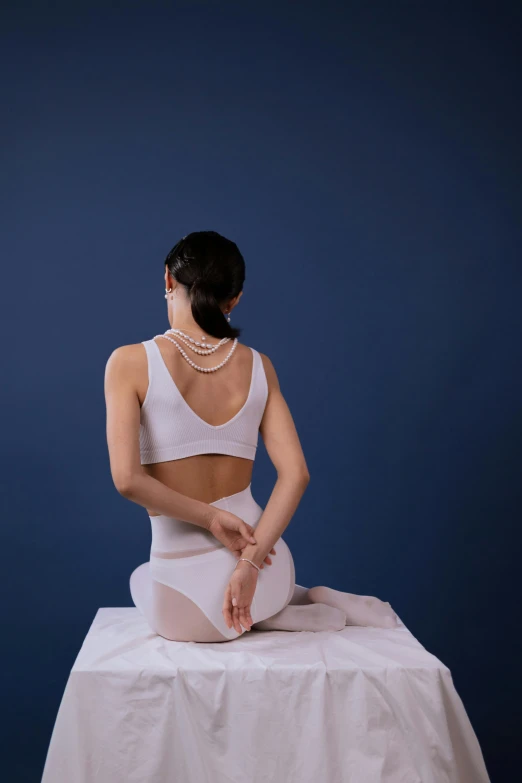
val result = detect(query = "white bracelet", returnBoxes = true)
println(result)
[235,557,260,572]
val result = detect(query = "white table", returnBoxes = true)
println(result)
[41,607,490,783]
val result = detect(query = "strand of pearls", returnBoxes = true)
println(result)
[165,328,229,355]
[167,327,219,346]
[167,326,215,343]
[156,332,238,372]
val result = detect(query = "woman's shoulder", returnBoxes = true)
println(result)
[105,341,149,379]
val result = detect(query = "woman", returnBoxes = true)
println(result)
[104,231,398,642]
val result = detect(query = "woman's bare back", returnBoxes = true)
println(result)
[135,337,259,514]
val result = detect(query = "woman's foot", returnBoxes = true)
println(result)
[306,586,398,628]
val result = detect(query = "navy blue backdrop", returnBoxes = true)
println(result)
[2,2,520,781]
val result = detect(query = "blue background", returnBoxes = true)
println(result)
[2,2,520,780]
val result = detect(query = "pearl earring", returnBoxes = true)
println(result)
[164,287,172,299]
[226,311,231,323]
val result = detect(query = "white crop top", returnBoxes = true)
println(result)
[139,338,269,465]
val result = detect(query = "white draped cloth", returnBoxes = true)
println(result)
[41,607,490,783]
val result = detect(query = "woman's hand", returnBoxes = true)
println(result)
[208,508,276,567]
[223,560,258,633]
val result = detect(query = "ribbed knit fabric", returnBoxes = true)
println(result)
[139,338,268,465]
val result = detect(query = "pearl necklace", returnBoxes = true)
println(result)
[169,326,221,345]
[165,328,228,355]
[156,331,238,372]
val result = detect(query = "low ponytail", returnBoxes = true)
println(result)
[190,278,240,340]
[164,231,245,339]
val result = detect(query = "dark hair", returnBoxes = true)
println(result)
[164,230,245,339]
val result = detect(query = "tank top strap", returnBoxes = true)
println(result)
[250,347,268,404]
[142,338,156,357]
[141,338,162,392]
[141,339,156,363]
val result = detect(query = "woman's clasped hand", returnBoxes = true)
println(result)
[207,506,275,633]
[207,507,275,569]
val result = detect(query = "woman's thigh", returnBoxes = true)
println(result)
[130,561,229,643]
[151,579,229,643]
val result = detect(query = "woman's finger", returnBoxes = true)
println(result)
[263,555,272,566]
[232,605,242,634]
[239,606,251,631]
[240,522,257,544]
[222,586,233,629]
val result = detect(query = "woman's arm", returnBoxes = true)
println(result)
[237,353,310,568]
[104,344,215,529]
